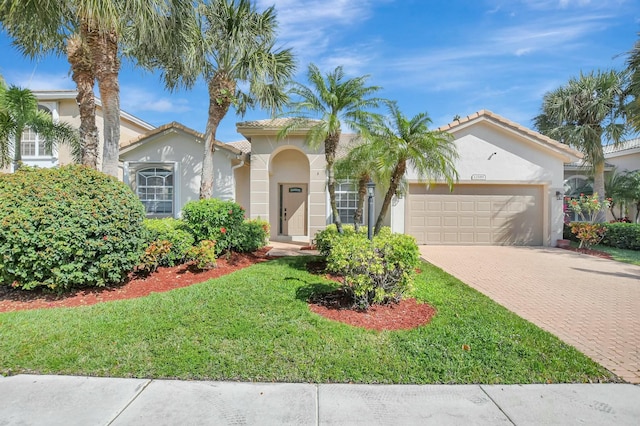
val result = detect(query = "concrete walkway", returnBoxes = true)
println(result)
[1,375,639,425]
[419,246,640,384]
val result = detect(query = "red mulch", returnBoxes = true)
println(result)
[560,246,614,260]
[0,248,435,331]
[0,247,272,313]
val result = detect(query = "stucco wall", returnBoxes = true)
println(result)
[395,120,568,245]
[120,131,238,216]
[607,151,640,172]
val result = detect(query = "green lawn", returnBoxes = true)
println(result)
[593,244,640,265]
[0,256,616,384]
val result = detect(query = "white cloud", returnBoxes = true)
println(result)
[14,72,75,91]
[120,86,191,114]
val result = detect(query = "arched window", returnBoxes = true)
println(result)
[137,167,174,216]
[20,105,53,158]
[563,176,592,198]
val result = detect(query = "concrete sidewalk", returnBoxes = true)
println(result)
[1,375,639,425]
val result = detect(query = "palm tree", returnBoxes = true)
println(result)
[138,0,295,199]
[365,102,458,235]
[626,33,640,131]
[280,64,382,233]
[534,70,628,222]
[0,83,79,169]
[334,135,377,232]
[0,0,176,175]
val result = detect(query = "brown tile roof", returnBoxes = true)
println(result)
[226,140,252,154]
[120,121,243,156]
[438,110,583,160]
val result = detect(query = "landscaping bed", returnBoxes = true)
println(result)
[0,256,617,384]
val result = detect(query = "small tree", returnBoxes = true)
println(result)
[567,193,611,249]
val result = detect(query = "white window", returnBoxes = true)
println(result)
[137,167,174,216]
[336,180,364,225]
[21,106,53,158]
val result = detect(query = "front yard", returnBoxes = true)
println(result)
[0,256,616,384]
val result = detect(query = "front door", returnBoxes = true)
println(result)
[280,184,307,236]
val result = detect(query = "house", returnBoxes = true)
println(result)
[15,91,606,247]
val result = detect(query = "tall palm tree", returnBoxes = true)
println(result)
[364,102,458,235]
[0,0,175,175]
[534,70,628,222]
[139,0,295,198]
[280,64,382,233]
[0,83,79,169]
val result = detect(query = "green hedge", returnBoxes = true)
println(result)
[0,165,147,291]
[323,227,420,310]
[143,218,195,266]
[601,222,640,250]
[314,224,366,257]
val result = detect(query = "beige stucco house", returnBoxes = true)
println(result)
[18,91,626,248]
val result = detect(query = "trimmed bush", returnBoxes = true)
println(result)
[143,218,195,266]
[314,224,366,257]
[0,165,147,291]
[601,222,640,250]
[182,199,267,255]
[187,240,217,270]
[324,227,420,310]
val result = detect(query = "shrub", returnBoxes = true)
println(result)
[143,218,195,266]
[0,165,147,291]
[314,224,366,257]
[138,240,173,274]
[235,219,270,253]
[325,227,420,310]
[188,240,217,270]
[182,199,245,255]
[569,222,606,249]
[182,199,266,255]
[601,222,640,250]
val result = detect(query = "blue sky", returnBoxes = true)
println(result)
[0,0,638,143]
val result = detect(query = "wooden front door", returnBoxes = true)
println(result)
[280,184,307,236]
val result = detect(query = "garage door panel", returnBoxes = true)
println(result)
[407,184,543,245]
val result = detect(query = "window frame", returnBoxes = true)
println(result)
[135,166,175,217]
[335,179,365,225]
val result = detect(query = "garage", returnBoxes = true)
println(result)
[407,184,544,245]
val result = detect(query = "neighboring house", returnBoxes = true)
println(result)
[14,91,593,247]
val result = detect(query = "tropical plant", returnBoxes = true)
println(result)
[333,135,377,232]
[0,83,79,169]
[621,170,640,223]
[357,102,458,235]
[626,33,640,131]
[605,170,634,221]
[280,64,383,233]
[0,0,179,173]
[534,70,628,222]
[139,0,295,198]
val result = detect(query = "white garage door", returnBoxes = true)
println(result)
[407,184,543,245]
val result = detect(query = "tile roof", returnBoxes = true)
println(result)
[438,110,583,160]
[236,117,321,129]
[603,138,640,155]
[120,121,242,156]
[226,140,252,154]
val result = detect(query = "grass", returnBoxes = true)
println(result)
[592,244,640,265]
[569,240,640,265]
[0,256,615,384]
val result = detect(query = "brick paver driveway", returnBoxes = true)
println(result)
[419,246,640,384]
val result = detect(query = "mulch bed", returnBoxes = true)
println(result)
[0,248,436,331]
[559,246,614,260]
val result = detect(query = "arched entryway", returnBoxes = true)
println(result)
[269,148,311,240]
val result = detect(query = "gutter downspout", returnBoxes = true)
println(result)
[230,156,245,202]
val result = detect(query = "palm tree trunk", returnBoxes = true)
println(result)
[326,133,342,233]
[374,160,406,235]
[12,133,22,171]
[67,25,99,169]
[88,27,120,177]
[200,75,234,199]
[353,174,368,232]
[593,160,606,223]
